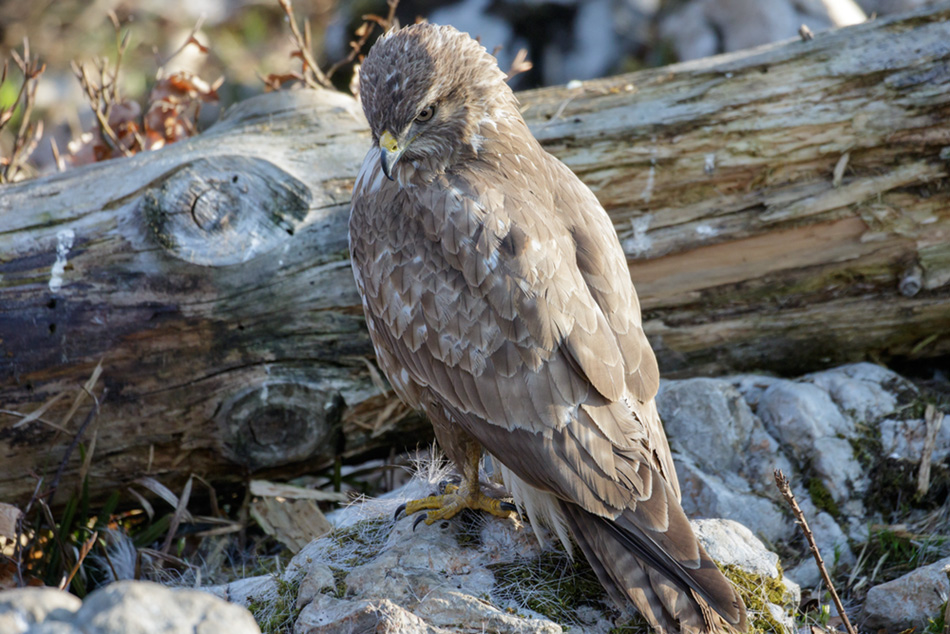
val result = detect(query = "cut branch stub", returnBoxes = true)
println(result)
[140,156,312,266]
[219,381,345,470]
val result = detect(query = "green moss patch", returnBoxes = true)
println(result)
[721,563,797,634]
[807,477,841,518]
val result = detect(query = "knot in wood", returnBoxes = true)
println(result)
[219,381,344,470]
[141,156,311,266]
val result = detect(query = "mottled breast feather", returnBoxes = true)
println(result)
[349,22,746,634]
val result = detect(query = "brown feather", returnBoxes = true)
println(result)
[350,22,746,633]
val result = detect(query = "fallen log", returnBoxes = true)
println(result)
[1,5,948,507]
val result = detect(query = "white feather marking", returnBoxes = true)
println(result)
[484,248,500,271]
[355,147,379,192]
[496,461,572,555]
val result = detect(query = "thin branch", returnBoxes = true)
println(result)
[325,0,399,82]
[277,0,332,89]
[505,48,533,82]
[1,38,46,183]
[774,470,856,634]
[155,16,207,74]
[60,530,98,591]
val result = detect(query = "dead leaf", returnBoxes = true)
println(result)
[0,502,23,540]
[250,497,332,553]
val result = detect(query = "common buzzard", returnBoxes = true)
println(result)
[348,23,747,633]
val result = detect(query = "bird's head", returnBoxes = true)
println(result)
[358,23,514,181]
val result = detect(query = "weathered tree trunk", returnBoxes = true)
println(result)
[1,6,948,507]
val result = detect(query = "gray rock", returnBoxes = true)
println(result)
[414,586,562,633]
[289,464,795,633]
[657,378,796,543]
[292,495,564,633]
[757,379,866,503]
[295,563,336,610]
[0,581,260,634]
[879,415,950,463]
[73,581,260,634]
[295,595,448,634]
[857,0,941,15]
[675,456,795,544]
[659,378,793,498]
[0,587,81,634]
[803,362,909,423]
[862,556,950,631]
[784,507,855,589]
[202,574,277,608]
[693,518,801,633]
[694,518,785,579]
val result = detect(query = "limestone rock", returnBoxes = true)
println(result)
[287,463,795,634]
[0,587,81,634]
[295,595,448,634]
[693,519,801,634]
[862,556,950,631]
[73,581,260,634]
[756,379,866,503]
[203,575,278,608]
[0,581,260,634]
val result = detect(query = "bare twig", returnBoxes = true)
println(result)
[12,476,44,587]
[505,48,533,82]
[60,530,98,591]
[277,0,332,89]
[155,16,207,73]
[269,0,399,93]
[71,15,142,158]
[774,470,856,634]
[1,38,46,183]
[326,0,399,82]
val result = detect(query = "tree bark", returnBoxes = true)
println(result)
[1,5,948,507]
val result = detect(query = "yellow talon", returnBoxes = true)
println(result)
[400,482,516,526]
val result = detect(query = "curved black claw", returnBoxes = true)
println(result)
[394,503,407,521]
[500,501,519,515]
[438,476,461,491]
[412,514,428,532]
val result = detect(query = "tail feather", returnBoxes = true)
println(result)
[560,500,747,633]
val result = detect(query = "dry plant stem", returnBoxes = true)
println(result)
[160,475,193,555]
[44,390,106,508]
[71,16,140,157]
[156,16,206,70]
[774,470,856,634]
[1,38,46,183]
[278,0,332,88]
[324,0,400,82]
[61,530,98,591]
[13,477,44,587]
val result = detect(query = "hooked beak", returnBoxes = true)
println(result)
[378,130,406,181]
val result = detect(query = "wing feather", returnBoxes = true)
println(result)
[349,126,741,630]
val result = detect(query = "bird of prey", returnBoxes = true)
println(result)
[348,23,747,633]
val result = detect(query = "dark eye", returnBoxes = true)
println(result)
[415,104,436,122]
